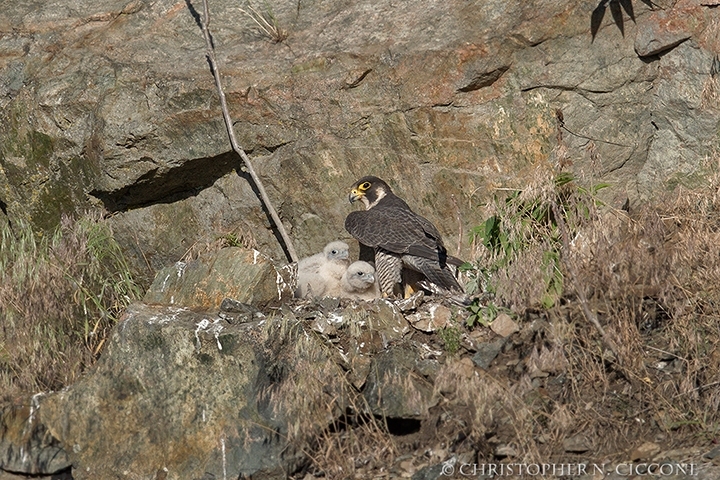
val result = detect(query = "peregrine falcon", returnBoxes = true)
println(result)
[344,176,464,297]
[295,241,350,298]
[340,261,381,301]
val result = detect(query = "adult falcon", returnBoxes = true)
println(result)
[344,175,465,297]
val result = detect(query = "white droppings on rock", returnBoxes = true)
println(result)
[221,437,227,480]
[175,261,187,278]
[160,273,171,292]
[195,317,225,350]
[146,307,186,325]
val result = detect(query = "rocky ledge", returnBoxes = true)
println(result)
[0,247,484,479]
[3,246,720,480]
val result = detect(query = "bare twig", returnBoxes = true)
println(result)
[199,0,298,263]
[450,193,463,257]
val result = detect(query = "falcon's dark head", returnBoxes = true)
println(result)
[348,176,392,210]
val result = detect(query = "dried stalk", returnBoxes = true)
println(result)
[199,0,298,263]
[239,4,288,43]
[551,201,621,361]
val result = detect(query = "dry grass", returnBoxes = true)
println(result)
[254,162,720,477]
[0,213,142,400]
[567,178,720,436]
[180,222,258,262]
[239,2,288,43]
[455,160,720,463]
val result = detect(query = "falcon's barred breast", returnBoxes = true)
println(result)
[344,176,464,297]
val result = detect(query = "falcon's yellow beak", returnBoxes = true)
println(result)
[349,189,364,203]
[349,180,373,203]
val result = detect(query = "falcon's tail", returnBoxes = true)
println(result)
[402,255,465,294]
[446,254,465,267]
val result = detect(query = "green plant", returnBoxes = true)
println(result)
[438,326,462,355]
[464,171,607,314]
[465,298,495,328]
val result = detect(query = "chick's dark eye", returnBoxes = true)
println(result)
[331,250,338,255]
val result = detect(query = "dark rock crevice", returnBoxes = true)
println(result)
[457,65,510,92]
[88,150,239,212]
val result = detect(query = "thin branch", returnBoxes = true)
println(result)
[199,0,298,263]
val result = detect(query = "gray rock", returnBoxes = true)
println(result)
[23,304,342,480]
[411,462,446,480]
[363,347,438,418]
[472,338,506,370]
[563,434,591,453]
[218,298,264,324]
[0,396,69,475]
[704,445,720,462]
[634,7,696,57]
[143,247,294,310]
[1,0,718,281]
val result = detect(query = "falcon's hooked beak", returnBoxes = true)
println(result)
[348,189,364,204]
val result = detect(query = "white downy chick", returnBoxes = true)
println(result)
[340,261,380,301]
[295,241,350,298]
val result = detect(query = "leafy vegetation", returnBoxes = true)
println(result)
[438,326,461,355]
[0,213,142,400]
[461,169,608,326]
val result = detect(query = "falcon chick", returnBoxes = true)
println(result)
[340,261,381,301]
[295,240,350,298]
[344,176,464,297]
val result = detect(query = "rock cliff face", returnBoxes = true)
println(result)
[0,248,468,479]
[1,0,719,278]
[7,302,317,479]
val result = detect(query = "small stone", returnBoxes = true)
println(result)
[411,463,445,480]
[703,446,720,464]
[630,441,661,461]
[490,313,519,337]
[368,300,411,343]
[471,338,506,370]
[563,434,590,453]
[495,445,517,458]
[396,291,425,312]
[455,357,477,378]
[309,314,338,336]
[408,303,451,332]
[348,354,371,389]
[528,366,550,379]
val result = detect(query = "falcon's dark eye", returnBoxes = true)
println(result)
[360,182,371,190]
